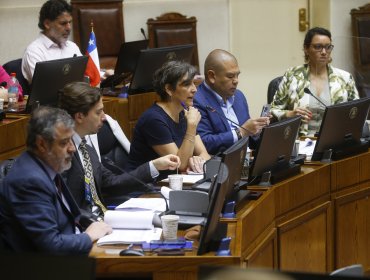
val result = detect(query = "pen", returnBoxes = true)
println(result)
[180,101,188,111]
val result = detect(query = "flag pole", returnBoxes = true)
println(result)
[90,20,94,33]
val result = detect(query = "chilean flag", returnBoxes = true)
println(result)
[84,30,100,87]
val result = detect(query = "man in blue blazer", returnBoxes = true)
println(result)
[59,82,180,221]
[194,49,270,155]
[0,107,112,254]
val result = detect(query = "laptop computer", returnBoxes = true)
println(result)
[100,40,148,89]
[16,56,88,113]
[128,44,194,94]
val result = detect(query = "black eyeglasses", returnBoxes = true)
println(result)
[310,44,334,52]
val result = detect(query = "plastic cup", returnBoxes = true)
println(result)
[168,174,183,190]
[0,98,4,110]
[161,215,179,240]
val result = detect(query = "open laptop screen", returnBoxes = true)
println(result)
[28,56,88,109]
[128,44,194,94]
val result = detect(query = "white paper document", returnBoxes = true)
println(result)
[97,210,160,246]
[115,198,166,212]
[97,228,162,245]
[161,174,203,184]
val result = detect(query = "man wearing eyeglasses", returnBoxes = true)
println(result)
[270,27,359,136]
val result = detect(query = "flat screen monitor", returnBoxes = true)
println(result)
[128,44,194,94]
[28,56,88,109]
[249,116,301,185]
[221,136,249,200]
[197,162,229,255]
[311,97,370,161]
[100,40,148,89]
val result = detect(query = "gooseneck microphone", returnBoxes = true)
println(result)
[140,28,147,40]
[303,88,327,108]
[205,105,249,134]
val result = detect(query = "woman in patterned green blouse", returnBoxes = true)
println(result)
[270,27,359,136]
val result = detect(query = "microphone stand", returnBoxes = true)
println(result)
[205,105,250,135]
[303,88,327,108]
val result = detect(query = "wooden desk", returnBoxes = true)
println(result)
[90,244,240,280]
[0,115,29,160]
[226,150,370,274]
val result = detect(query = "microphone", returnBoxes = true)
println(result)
[205,105,249,134]
[304,88,327,108]
[140,28,147,40]
[102,156,169,212]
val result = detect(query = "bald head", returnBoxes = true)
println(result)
[204,49,238,76]
[203,49,240,100]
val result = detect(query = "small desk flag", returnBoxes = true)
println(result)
[85,26,100,87]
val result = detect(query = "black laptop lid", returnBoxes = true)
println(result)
[114,40,148,74]
[28,56,88,108]
[128,44,194,94]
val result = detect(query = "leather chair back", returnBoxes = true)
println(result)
[267,76,283,104]
[71,0,125,69]
[147,12,199,69]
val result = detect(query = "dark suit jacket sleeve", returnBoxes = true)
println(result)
[88,145,153,196]
[3,169,92,255]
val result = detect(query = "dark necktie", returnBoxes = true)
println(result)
[78,138,107,213]
[54,174,63,196]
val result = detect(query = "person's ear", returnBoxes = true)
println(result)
[36,135,48,153]
[74,112,85,124]
[165,84,173,97]
[207,70,216,84]
[43,19,51,31]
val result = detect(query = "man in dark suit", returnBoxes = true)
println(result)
[59,82,180,220]
[194,49,270,154]
[0,106,112,254]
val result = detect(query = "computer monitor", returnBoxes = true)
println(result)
[249,116,302,185]
[128,44,194,94]
[28,56,88,109]
[197,163,229,255]
[100,40,148,89]
[311,97,370,161]
[220,136,249,200]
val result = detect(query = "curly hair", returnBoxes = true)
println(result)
[38,0,72,30]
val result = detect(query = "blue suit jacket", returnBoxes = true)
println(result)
[194,82,251,154]
[0,152,92,255]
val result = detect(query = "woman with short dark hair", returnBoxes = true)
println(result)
[128,61,210,176]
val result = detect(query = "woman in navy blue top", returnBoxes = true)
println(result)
[128,61,210,175]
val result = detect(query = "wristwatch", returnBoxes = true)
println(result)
[235,128,242,140]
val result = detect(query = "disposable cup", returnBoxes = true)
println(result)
[168,174,183,190]
[161,215,179,240]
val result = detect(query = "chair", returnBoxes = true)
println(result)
[97,120,130,174]
[97,120,132,205]
[267,76,283,104]
[147,12,199,69]
[330,264,364,276]
[2,59,30,95]
[71,0,125,69]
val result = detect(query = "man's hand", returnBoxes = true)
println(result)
[241,117,270,136]
[85,221,112,242]
[152,154,181,171]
